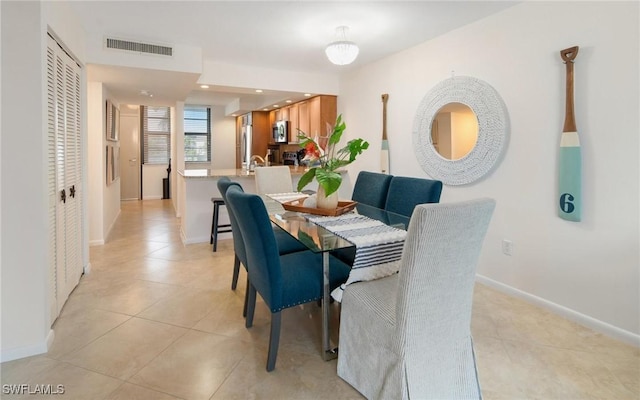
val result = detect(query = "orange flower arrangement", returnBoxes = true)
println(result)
[296,114,369,196]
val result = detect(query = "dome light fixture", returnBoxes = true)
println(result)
[325,26,359,66]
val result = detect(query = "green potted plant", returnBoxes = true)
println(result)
[297,114,369,209]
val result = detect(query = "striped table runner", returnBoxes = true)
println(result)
[307,213,407,302]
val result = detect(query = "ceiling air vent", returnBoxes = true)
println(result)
[105,37,173,57]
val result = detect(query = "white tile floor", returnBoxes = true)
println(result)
[1,199,638,399]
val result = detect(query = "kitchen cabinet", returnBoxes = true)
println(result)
[252,111,270,158]
[289,103,299,142]
[235,111,270,168]
[271,106,290,128]
[278,107,289,122]
[298,100,310,138]
[264,95,337,162]
[309,95,337,139]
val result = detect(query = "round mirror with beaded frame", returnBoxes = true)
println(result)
[412,76,509,185]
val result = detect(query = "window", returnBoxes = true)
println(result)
[142,106,171,164]
[184,106,211,162]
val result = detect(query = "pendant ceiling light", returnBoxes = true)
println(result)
[325,26,359,66]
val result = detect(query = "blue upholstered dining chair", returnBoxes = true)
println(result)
[225,187,351,372]
[384,176,443,218]
[216,178,306,293]
[351,171,393,209]
[337,198,496,399]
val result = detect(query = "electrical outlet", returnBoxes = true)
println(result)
[502,239,513,256]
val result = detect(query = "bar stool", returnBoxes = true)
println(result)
[210,197,232,252]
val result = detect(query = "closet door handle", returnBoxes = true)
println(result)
[60,189,66,204]
[69,185,76,198]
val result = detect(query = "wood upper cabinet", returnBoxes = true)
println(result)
[288,103,299,142]
[279,107,289,121]
[309,95,337,139]
[251,111,270,159]
[298,100,310,138]
[263,95,337,149]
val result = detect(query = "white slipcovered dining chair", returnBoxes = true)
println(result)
[337,198,496,400]
[254,166,293,194]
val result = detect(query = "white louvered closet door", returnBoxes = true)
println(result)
[47,35,83,324]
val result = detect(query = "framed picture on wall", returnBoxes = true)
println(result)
[106,100,120,141]
[114,145,120,181]
[106,145,113,185]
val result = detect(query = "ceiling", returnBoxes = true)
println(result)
[70,1,517,111]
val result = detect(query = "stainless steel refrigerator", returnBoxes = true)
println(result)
[240,113,252,169]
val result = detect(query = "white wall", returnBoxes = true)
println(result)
[211,106,236,169]
[1,1,49,361]
[87,84,121,245]
[340,1,639,341]
[87,82,105,244]
[142,165,166,200]
[1,0,88,361]
[171,103,183,215]
[201,61,340,97]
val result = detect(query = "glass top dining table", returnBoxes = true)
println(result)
[266,198,410,361]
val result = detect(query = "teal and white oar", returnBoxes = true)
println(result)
[381,94,390,174]
[558,46,581,222]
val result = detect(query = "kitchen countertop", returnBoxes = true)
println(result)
[178,165,311,179]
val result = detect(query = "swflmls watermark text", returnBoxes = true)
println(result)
[2,384,65,395]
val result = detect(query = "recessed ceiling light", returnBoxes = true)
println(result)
[231,114,237,117]
[286,100,292,103]
[200,84,209,89]
[262,108,269,111]
[304,93,312,97]
[273,105,279,108]
[255,89,263,93]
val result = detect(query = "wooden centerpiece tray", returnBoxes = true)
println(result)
[281,198,358,216]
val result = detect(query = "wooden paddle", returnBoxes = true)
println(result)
[381,93,390,174]
[558,46,581,222]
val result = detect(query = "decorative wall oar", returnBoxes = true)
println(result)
[381,93,390,174]
[558,45,581,222]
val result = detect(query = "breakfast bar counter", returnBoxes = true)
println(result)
[179,166,312,179]
[177,167,352,244]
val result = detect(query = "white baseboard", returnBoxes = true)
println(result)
[89,239,104,246]
[143,195,163,200]
[46,329,55,352]
[83,262,92,274]
[180,227,187,244]
[476,275,640,347]
[104,208,121,243]
[0,329,53,363]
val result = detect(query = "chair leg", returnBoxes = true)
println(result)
[266,311,281,372]
[212,203,220,252]
[231,255,240,290]
[210,204,215,245]
[245,282,256,328]
[243,276,249,318]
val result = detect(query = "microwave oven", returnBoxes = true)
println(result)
[273,121,289,143]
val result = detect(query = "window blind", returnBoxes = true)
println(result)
[184,106,211,162]
[142,106,171,164]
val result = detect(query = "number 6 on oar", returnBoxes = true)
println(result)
[558,46,581,222]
